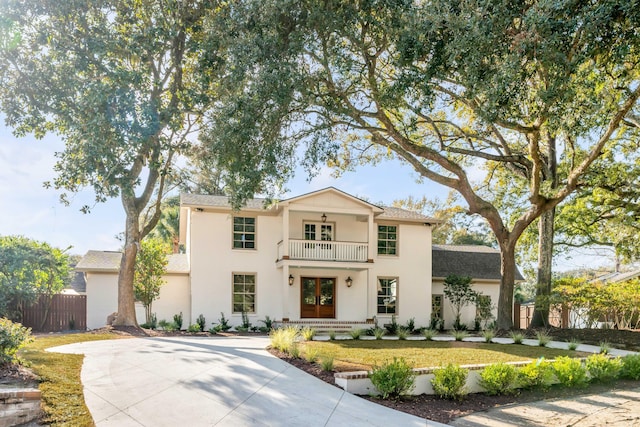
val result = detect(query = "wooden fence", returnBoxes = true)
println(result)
[21,294,87,332]
[514,303,568,329]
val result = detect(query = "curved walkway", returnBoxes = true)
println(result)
[51,336,445,427]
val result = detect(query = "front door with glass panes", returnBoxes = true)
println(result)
[301,277,335,318]
[303,222,334,259]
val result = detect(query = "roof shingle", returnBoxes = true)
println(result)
[76,250,189,274]
[432,244,525,281]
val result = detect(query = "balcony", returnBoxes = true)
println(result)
[277,239,368,263]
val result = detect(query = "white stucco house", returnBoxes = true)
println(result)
[77,187,522,330]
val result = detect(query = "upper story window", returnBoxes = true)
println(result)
[377,225,397,255]
[233,217,255,249]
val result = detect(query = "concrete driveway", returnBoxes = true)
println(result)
[51,336,444,427]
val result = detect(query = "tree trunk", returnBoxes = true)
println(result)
[113,213,140,327]
[530,208,555,327]
[496,241,517,330]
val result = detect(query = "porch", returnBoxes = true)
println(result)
[277,239,370,263]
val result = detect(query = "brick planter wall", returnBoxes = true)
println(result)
[0,388,42,427]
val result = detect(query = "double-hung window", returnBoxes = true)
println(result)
[233,217,255,249]
[377,225,397,255]
[233,273,256,313]
[377,277,397,314]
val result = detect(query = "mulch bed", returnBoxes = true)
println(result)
[0,363,39,388]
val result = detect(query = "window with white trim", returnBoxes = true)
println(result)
[232,273,256,313]
[377,277,397,314]
[377,225,397,255]
[233,217,255,249]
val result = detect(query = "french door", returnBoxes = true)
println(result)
[301,277,335,318]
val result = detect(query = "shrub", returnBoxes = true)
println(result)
[552,356,589,388]
[482,329,495,343]
[567,338,581,351]
[585,354,622,382]
[270,326,299,353]
[621,354,640,380]
[0,318,32,365]
[423,328,438,341]
[535,330,551,347]
[599,341,611,355]
[397,327,409,340]
[385,315,399,335]
[347,328,362,340]
[140,313,157,330]
[217,312,232,332]
[328,331,336,340]
[196,314,206,332]
[320,355,334,371]
[173,312,183,330]
[374,328,385,340]
[187,323,201,333]
[405,318,415,333]
[479,363,518,395]
[259,316,274,331]
[301,327,316,341]
[510,332,525,344]
[452,330,469,341]
[431,364,468,400]
[518,359,553,390]
[158,319,177,331]
[370,358,416,400]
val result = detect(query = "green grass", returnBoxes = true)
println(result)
[19,332,125,426]
[302,340,584,371]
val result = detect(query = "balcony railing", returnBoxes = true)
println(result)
[278,239,368,262]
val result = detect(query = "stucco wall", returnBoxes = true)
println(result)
[188,211,284,327]
[371,222,432,327]
[85,272,189,330]
[432,280,500,329]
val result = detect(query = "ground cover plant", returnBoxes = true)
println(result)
[300,340,582,371]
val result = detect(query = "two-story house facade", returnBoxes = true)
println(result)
[78,187,518,330]
[182,187,438,328]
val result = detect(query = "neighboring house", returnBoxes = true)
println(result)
[78,187,520,330]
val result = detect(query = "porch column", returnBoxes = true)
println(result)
[367,212,375,262]
[283,265,291,320]
[283,206,290,258]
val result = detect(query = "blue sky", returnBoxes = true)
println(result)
[0,123,615,273]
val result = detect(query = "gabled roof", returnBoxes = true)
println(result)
[180,187,439,223]
[280,187,384,213]
[593,269,640,284]
[76,250,189,274]
[432,244,525,282]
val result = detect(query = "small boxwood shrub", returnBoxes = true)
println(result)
[370,358,416,400]
[621,354,640,380]
[479,363,518,395]
[518,359,553,390]
[0,318,32,364]
[431,364,468,400]
[585,354,622,383]
[552,356,589,388]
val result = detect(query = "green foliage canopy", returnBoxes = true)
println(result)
[0,235,70,321]
[134,238,169,324]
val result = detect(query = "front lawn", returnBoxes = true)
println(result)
[19,332,126,426]
[301,340,585,371]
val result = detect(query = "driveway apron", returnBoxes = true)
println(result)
[51,336,444,427]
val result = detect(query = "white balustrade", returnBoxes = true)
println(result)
[286,239,367,262]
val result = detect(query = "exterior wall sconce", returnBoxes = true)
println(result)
[321,213,327,223]
[288,274,294,286]
[346,276,353,287]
